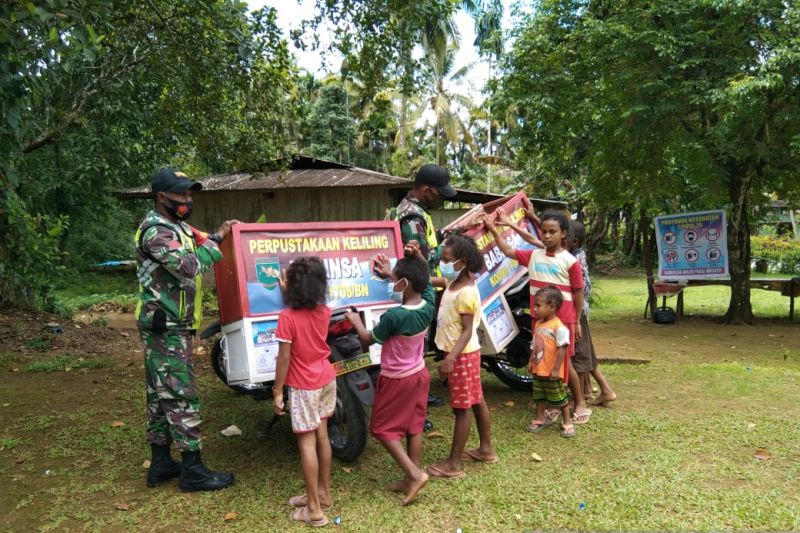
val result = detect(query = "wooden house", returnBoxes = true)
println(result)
[116,156,564,229]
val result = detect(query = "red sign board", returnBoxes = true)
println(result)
[444,191,541,304]
[215,222,403,325]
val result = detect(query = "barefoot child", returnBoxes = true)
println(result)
[272,257,335,527]
[568,221,617,406]
[526,286,575,437]
[345,247,432,505]
[485,209,592,425]
[427,234,496,479]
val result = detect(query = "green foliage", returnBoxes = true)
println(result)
[751,235,800,274]
[300,1,463,95]
[90,315,109,327]
[0,353,21,366]
[305,84,357,162]
[0,192,69,309]
[52,271,136,313]
[500,0,800,322]
[1,1,298,308]
[0,437,21,450]
[26,336,51,351]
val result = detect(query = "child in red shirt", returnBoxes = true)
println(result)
[527,286,575,437]
[485,209,592,425]
[272,257,336,527]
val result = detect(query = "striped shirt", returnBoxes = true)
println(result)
[515,248,584,324]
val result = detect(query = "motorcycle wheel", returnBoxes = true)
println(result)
[487,358,535,391]
[210,338,269,399]
[328,375,367,462]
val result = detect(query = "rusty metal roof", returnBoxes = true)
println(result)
[116,167,415,198]
[114,155,565,207]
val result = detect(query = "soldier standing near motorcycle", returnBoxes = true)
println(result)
[388,164,458,412]
[135,168,239,492]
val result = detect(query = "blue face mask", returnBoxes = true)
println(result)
[388,278,407,303]
[439,260,463,282]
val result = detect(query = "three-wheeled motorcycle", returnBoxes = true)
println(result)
[202,192,545,461]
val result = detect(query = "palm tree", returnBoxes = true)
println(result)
[470,0,504,191]
[394,4,469,159]
[422,41,477,166]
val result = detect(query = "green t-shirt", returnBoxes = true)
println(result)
[371,284,436,343]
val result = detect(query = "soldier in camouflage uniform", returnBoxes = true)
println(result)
[389,164,457,275]
[388,164,458,415]
[136,168,239,492]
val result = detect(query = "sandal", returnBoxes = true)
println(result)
[525,418,555,433]
[426,464,466,479]
[288,494,332,510]
[572,409,592,425]
[461,449,499,463]
[291,506,329,527]
[544,408,561,422]
[560,424,576,438]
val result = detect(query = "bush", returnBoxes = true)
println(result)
[0,193,68,310]
[751,235,800,274]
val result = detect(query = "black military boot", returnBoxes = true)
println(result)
[179,450,234,492]
[146,443,182,487]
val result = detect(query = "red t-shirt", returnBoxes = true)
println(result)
[275,305,335,390]
[515,248,583,324]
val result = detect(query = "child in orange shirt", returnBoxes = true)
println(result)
[526,286,575,437]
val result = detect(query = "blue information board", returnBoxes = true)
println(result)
[654,210,729,279]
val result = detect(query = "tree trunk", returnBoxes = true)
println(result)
[609,211,620,252]
[623,206,637,257]
[640,207,657,318]
[585,207,609,265]
[722,168,754,324]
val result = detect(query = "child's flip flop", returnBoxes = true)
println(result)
[525,418,555,433]
[560,424,576,438]
[288,494,332,510]
[426,465,466,479]
[291,506,329,528]
[572,409,592,425]
[461,449,499,463]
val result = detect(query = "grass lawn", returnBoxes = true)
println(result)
[1,275,799,531]
[591,274,797,321]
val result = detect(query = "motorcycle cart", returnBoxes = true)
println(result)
[443,190,543,391]
[201,221,403,462]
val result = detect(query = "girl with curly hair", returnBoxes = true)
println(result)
[272,257,336,527]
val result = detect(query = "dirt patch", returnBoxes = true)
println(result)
[0,309,221,531]
[591,317,800,366]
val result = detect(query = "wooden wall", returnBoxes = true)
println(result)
[190,187,470,236]
[190,186,397,230]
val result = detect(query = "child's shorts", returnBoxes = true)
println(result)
[370,367,430,441]
[448,350,483,409]
[287,379,337,434]
[532,375,569,408]
[572,313,598,373]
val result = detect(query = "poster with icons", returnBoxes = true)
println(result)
[654,210,729,280]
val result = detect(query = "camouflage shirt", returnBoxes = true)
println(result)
[388,192,441,275]
[135,210,222,331]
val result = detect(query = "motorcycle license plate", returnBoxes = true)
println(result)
[332,353,372,376]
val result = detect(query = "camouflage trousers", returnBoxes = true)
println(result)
[139,329,203,451]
